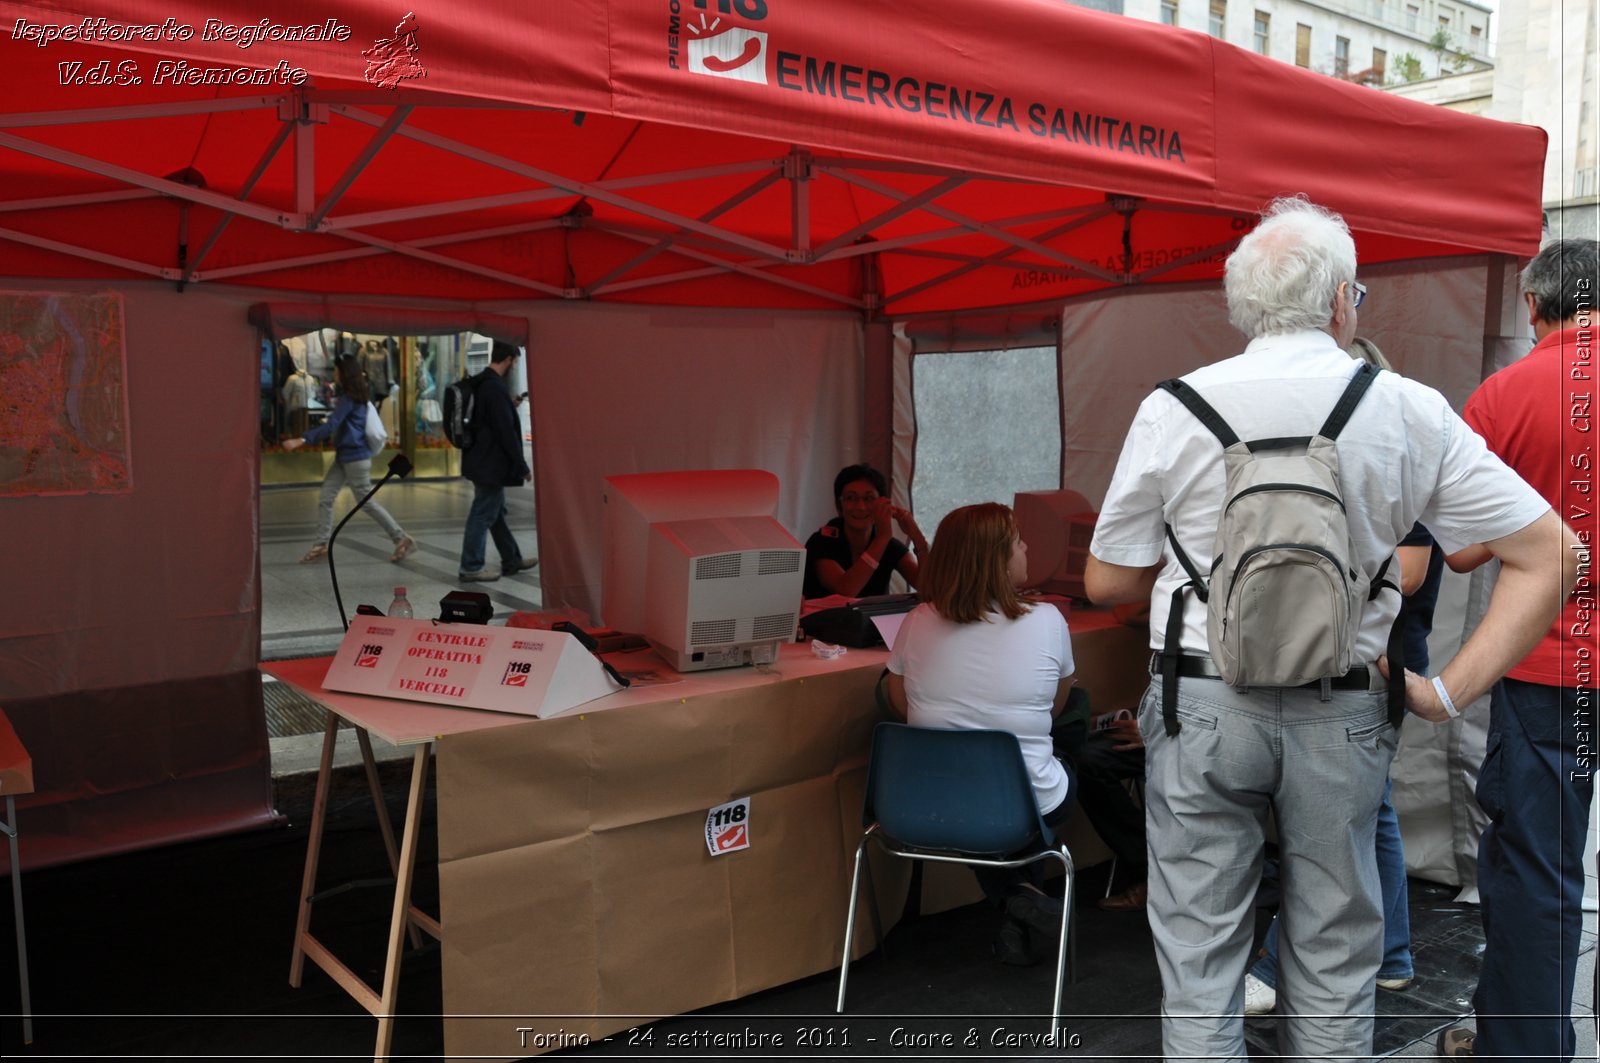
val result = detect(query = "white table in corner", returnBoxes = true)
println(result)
[261,656,531,1063]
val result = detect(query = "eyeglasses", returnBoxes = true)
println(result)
[1349,280,1367,309]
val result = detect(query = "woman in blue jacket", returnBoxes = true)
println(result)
[284,356,415,563]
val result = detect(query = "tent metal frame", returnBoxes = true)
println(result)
[0,88,1242,313]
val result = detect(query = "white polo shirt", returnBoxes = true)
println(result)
[1090,329,1549,659]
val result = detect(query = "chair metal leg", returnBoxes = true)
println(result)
[1049,846,1075,1045]
[836,834,874,1013]
[4,796,30,1045]
[838,835,1078,1044]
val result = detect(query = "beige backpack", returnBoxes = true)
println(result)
[1154,363,1399,735]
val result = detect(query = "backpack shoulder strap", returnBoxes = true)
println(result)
[1165,522,1208,591]
[1158,523,1208,739]
[1318,362,1381,440]
[1156,378,1240,449]
[1369,554,1398,601]
[1152,377,1238,741]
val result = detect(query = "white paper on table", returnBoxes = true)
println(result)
[870,612,906,652]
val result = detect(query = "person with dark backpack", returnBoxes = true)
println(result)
[457,341,537,582]
[441,370,479,449]
[1084,196,1574,1062]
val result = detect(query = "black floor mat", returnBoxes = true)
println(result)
[262,675,334,739]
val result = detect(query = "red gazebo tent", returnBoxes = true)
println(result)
[0,0,1543,882]
[0,0,1543,311]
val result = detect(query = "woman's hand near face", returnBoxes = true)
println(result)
[872,496,895,537]
[890,504,931,559]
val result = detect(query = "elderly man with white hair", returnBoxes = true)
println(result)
[1085,196,1577,1062]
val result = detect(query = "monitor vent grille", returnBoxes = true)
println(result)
[691,618,738,644]
[695,554,742,580]
[757,551,801,575]
[752,613,795,640]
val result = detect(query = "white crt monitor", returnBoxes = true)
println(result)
[1012,488,1095,596]
[602,470,805,671]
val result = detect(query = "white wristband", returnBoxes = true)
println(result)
[860,553,879,570]
[1430,675,1460,719]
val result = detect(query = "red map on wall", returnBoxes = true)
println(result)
[0,291,132,496]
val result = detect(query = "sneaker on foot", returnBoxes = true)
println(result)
[505,558,539,574]
[459,569,501,583]
[1436,1026,1475,1058]
[1376,974,1415,991]
[1243,972,1277,1016]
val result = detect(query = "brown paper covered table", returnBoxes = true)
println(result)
[436,608,1150,1059]
[267,607,1149,1061]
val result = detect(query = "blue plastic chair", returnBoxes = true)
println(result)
[836,721,1076,1040]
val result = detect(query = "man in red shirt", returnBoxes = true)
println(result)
[1438,237,1598,1060]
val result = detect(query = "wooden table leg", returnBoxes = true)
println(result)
[373,742,431,1062]
[289,710,339,987]
[356,726,422,951]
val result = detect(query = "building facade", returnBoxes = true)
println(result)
[1080,0,1492,84]
[1082,0,1597,241]
[1487,0,1597,238]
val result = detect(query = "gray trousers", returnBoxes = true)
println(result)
[314,458,405,546]
[1141,673,1395,1063]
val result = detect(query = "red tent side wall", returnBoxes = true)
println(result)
[0,279,273,870]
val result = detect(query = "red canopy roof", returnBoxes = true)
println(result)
[0,0,1546,313]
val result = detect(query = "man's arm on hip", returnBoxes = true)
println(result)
[1085,556,1162,606]
[1402,510,1582,720]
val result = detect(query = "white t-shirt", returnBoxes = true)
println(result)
[1090,329,1550,657]
[887,601,1074,815]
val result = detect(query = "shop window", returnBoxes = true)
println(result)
[262,330,506,483]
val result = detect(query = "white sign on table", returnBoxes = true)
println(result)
[323,616,622,718]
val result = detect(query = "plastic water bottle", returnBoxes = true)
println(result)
[388,587,414,619]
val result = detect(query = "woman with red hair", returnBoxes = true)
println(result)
[885,502,1076,965]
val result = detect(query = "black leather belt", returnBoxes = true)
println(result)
[1150,652,1383,691]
